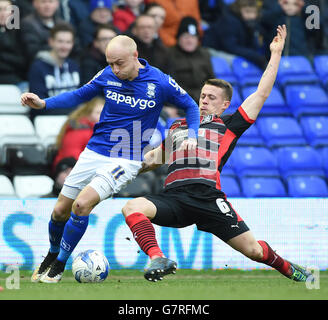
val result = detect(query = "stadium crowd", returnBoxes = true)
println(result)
[0,0,328,198]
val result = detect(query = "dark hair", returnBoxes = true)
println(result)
[50,22,75,39]
[230,0,258,15]
[204,79,233,101]
[94,22,118,39]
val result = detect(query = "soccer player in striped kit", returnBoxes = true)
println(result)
[122,25,313,283]
[21,35,200,283]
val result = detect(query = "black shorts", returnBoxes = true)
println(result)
[145,184,249,243]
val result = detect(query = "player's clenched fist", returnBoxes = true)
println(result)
[21,92,46,109]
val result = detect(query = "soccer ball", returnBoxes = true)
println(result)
[72,250,109,283]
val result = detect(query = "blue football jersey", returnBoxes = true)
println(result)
[45,59,200,161]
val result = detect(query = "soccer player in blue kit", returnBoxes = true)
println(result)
[21,35,200,283]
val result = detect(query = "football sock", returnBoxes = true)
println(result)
[57,212,89,263]
[257,240,292,277]
[48,217,67,253]
[125,212,164,259]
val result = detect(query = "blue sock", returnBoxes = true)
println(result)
[48,217,67,253]
[57,213,89,263]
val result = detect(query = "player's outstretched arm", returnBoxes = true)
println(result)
[240,25,287,121]
[21,92,46,109]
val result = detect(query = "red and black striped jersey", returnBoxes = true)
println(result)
[161,106,255,194]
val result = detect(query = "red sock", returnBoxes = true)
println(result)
[125,212,164,259]
[257,240,292,277]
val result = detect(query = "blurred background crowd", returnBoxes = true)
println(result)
[0,0,328,199]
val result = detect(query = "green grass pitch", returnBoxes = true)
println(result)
[0,269,327,300]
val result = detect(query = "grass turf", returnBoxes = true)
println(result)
[0,269,327,300]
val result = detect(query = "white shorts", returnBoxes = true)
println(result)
[61,148,143,201]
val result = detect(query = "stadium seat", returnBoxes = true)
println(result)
[275,146,325,179]
[284,84,328,117]
[236,123,265,147]
[277,56,319,86]
[220,156,236,177]
[220,175,242,197]
[313,55,328,86]
[223,86,242,115]
[34,115,68,148]
[232,57,262,86]
[240,177,287,197]
[256,117,307,148]
[211,56,238,86]
[320,147,328,178]
[241,86,291,116]
[0,115,43,167]
[229,146,279,178]
[300,116,328,148]
[0,84,28,114]
[287,176,328,197]
[0,175,16,198]
[13,175,54,198]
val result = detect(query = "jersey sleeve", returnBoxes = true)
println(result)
[45,69,104,110]
[221,106,255,138]
[161,73,200,139]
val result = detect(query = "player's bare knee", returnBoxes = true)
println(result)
[122,198,149,218]
[52,202,71,221]
[72,198,94,216]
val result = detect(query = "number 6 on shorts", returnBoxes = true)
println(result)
[216,198,230,214]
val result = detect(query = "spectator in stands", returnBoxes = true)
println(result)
[143,2,166,39]
[261,0,327,58]
[113,0,144,32]
[52,96,105,171]
[67,0,90,28]
[28,22,80,119]
[167,16,215,102]
[0,0,28,88]
[80,23,118,84]
[77,0,113,48]
[20,0,65,63]
[199,0,225,25]
[147,0,201,47]
[43,157,77,197]
[130,14,171,73]
[203,0,267,69]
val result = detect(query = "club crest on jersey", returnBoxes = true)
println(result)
[146,82,156,98]
[201,115,214,124]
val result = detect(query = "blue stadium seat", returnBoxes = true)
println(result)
[313,55,328,86]
[300,116,328,147]
[232,57,262,86]
[220,176,242,197]
[230,146,280,178]
[223,86,242,114]
[277,56,319,86]
[236,123,265,146]
[256,117,307,148]
[320,147,328,178]
[284,84,328,117]
[240,177,287,197]
[275,146,325,179]
[220,156,236,177]
[241,86,290,116]
[211,56,238,86]
[287,176,328,197]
